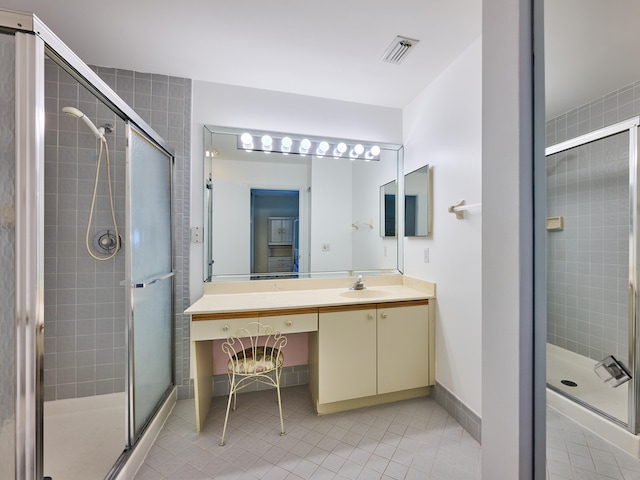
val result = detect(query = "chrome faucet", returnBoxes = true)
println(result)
[350,275,366,290]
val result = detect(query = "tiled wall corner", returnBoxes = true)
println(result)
[433,382,481,443]
[99,67,193,401]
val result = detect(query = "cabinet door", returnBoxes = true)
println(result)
[318,306,377,404]
[280,218,294,244]
[377,302,429,394]
[269,217,294,245]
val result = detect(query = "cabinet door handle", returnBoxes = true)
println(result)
[381,313,388,319]
[368,313,374,320]
[285,320,293,327]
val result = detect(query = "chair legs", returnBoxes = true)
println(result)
[219,375,235,446]
[276,382,285,436]
[219,371,285,446]
[220,372,284,447]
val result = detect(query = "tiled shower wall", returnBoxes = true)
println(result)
[43,60,192,400]
[43,61,127,400]
[545,81,640,362]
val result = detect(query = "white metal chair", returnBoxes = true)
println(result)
[219,322,287,446]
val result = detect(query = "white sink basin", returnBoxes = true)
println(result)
[339,289,392,299]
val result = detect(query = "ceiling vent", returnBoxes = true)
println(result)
[381,35,420,65]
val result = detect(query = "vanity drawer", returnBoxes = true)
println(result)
[191,308,318,340]
[267,257,294,272]
[260,309,318,334]
[191,314,259,341]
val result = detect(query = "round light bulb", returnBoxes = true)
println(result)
[240,132,253,145]
[261,135,273,148]
[281,137,293,149]
[354,144,364,155]
[370,145,381,156]
[317,141,329,156]
[337,142,347,153]
[300,138,311,153]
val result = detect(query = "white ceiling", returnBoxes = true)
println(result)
[4,1,637,117]
[4,0,481,109]
[544,0,640,119]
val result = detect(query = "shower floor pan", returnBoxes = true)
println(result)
[546,343,640,458]
[44,392,125,480]
[547,343,627,423]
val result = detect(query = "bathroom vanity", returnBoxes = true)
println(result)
[186,275,435,431]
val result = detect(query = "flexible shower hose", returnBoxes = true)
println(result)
[85,138,120,261]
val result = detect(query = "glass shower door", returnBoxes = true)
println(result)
[546,121,637,427]
[126,125,174,442]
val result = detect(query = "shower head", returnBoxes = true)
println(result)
[62,106,105,141]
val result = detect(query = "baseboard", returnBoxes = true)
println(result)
[433,382,481,443]
[314,387,430,415]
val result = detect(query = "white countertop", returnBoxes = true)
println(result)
[186,276,435,315]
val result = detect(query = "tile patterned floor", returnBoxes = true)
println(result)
[133,385,640,479]
[546,408,640,480]
[134,386,481,480]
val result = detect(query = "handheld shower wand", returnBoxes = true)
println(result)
[62,106,106,141]
[62,106,120,260]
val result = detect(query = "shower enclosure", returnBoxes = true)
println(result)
[1,10,175,479]
[545,117,640,433]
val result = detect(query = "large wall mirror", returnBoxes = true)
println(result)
[203,125,404,281]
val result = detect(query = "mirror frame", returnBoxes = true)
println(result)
[204,125,404,281]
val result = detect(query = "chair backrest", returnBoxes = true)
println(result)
[221,322,287,374]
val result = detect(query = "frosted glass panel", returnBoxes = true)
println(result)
[0,32,16,480]
[129,128,171,282]
[128,125,173,440]
[132,277,172,437]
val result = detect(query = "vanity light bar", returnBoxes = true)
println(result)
[236,133,381,161]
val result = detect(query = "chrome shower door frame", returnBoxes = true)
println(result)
[546,116,640,434]
[2,7,177,479]
[14,29,45,480]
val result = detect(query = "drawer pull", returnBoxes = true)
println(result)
[223,325,229,331]
[368,313,374,320]
[285,320,293,327]
[381,313,388,319]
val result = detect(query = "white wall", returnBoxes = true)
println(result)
[402,38,483,416]
[190,82,402,301]
[310,158,353,272]
[482,0,535,477]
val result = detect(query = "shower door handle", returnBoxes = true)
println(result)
[131,271,175,289]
